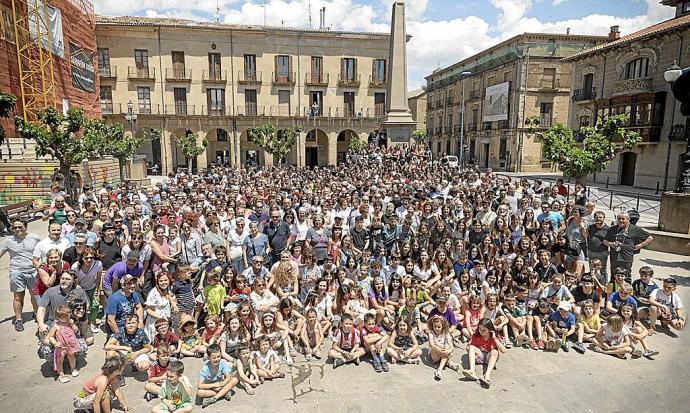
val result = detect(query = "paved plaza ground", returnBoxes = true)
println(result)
[1,219,689,413]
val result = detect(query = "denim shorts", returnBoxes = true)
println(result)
[9,270,37,293]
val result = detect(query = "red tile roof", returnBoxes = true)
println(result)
[564,14,690,61]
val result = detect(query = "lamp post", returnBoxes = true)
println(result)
[664,61,690,193]
[459,71,472,169]
[123,100,138,180]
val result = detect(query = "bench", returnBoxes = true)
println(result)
[0,199,48,222]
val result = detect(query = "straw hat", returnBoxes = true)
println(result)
[179,313,196,328]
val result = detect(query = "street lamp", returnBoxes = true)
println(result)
[459,71,472,169]
[664,60,690,193]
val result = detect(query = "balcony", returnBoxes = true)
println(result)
[202,70,227,84]
[613,77,653,96]
[238,71,262,85]
[369,75,387,88]
[337,73,361,87]
[539,77,561,90]
[540,115,553,128]
[236,105,265,116]
[268,106,300,116]
[435,127,442,135]
[435,100,442,108]
[272,72,295,86]
[467,123,478,132]
[135,104,163,115]
[128,66,155,81]
[469,90,481,100]
[201,105,228,116]
[165,68,192,83]
[305,72,329,87]
[100,102,117,114]
[572,87,597,102]
[482,122,493,131]
[497,120,510,130]
[669,124,689,142]
[99,66,116,80]
[165,104,196,115]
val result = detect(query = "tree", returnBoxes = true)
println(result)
[348,133,367,152]
[176,131,208,173]
[412,129,428,146]
[88,121,159,180]
[0,91,17,145]
[246,123,302,167]
[539,114,641,183]
[15,106,96,203]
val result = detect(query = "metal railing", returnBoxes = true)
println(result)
[337,73,361,87]
[238,71,262,84]
[201,105,227,116]
[236,105,265,116]
[272,72,295,85]
[305,72,328,86]
[497,120,510,130]
[669,124,689,142]
[469,90,481,100]
[165,104,196,115]
[128,66,155,80]
[99,66,116,78]
[165,68,192,81]
[540,115,553,128]
[572,87,597,102]
[269,106,300,116]
[202,70,227,83]
[369,75,386,87]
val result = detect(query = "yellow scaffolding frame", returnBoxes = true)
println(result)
[11,0,57,121]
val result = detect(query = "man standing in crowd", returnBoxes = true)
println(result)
[587,211,610,281]
[604,211,653,280]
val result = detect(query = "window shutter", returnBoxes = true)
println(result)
[384,60,387,81]
[341,58,345,80]
[372,59,376,81]
[289,56,293,81]
[274,55,278,80]
[353,58,357,78]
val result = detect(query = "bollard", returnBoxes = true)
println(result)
[606,177,610,188]
[655,181,659,195]
[636,195,640,210]
[609,191,613,210]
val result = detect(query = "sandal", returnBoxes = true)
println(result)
[58,375,70,383]
[479,376,492,388]
[434,370,442,381]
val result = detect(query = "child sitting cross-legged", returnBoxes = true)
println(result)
[232,344,261,395]
[329,313,366,369]
[196,343,238,408]
[462,317,506,388]
[545,301,577,352]
[360,313,389,373]
[177,314,205,358]
[151,359,193,413]
[300,308,325,361]
[592,314,633,359]
[253,334,285,380]
[573,299,600,354]
[427,314,459,381]
[386,317,422,364]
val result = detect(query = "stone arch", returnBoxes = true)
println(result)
[239,129,266,167]
[304,128,328,168]
[205,128,231,167]
[615,47,659,80]
[337,129,359,164]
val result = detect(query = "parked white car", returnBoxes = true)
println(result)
[445,155,459,168]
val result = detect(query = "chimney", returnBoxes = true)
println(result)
[319,8,323,29]
[566,27,570,35]
[322,7,326,29]
[608,25,620,42]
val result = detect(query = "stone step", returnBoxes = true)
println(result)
[643,226,690,256]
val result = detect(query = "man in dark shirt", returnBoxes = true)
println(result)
[351,216,370,254]
[570,274,602,314]
[263,209,291,266]
[587,211,610,280]
[603,211,653,281]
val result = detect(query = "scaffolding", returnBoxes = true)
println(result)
[11,0,58,121]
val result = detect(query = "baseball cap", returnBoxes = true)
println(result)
[557,302,572,311]
[126,251,140,261]
[102,221,115,230]
[75,218,86,225]
[121,274,136,284]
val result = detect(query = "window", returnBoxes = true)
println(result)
[100,86,113,113]
[207,89,225,115]
[278,90,290,115]
[245,89,257,116]
[277,55,290,78]
[174,88,187,115]
[134,49,149,77]
[540,102,553,127]
[625,58,649,80]
[244,54,256,77]
[542,68,556,88]
[503,71,512,83]
[97,48,111,76]
[375,93,385,116]
[171,51,185,78]
[683,0,690,14]
[373,59,386,82]
[1,9,16,43]
[137,87,151,113]
[311,56,322,80]
[342,58,356,81]
[208,53,222,79]
[344,92,355,116]
[583,73,594,90]
[579,115,591,128]
[499,137,507,160]
[216,129,228,142]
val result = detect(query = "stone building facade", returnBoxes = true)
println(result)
[407,89,427,131]
[564,4,690,190]
[95,16,392,174]
[424,33,606,171]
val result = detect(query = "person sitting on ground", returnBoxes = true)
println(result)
[648,277,685,335]
[72,356,130,412]
[151,359,193,413]
[104,313,152,376]
[196,343,237,408]
[329,313,366,369]
[144,346,172,402]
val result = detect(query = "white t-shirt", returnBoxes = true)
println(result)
[652,289,683,310]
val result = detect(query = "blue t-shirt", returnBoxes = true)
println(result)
[105,290,141,329]
[549,310,576,330]
[199,360,231,383]
[608,292,638,310]
[546,211,564,228]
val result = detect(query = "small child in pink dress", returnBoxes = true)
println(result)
[46,304,82,383]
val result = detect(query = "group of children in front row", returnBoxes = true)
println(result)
[71,265,685,411]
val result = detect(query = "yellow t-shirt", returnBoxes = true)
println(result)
[577,313,600,331]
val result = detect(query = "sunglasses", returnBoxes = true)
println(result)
[74,241,85,245]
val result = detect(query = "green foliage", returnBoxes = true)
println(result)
[540,114,641,179]
[0,91,17,144]
[177,131,208,158]
[247,123,302,164]
[348,134,367,151]
[412,129,428,144]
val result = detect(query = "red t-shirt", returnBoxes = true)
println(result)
[147,360,169,379]
[360,325,382,338]
[470,333,501,353]
[153,330,179,349]
[33,261,70,297]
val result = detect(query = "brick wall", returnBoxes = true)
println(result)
[0,0,99,138]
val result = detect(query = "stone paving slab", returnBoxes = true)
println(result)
[0,220,689,412]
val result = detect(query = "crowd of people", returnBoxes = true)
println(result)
[0,144,685,412]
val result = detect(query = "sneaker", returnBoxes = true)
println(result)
[631,348,643,358]
[333,359,344,369]
[14,320,24,332]
[58,375,70,383]
[529,339,538,350]
[285,356,294,366]
[201,397,217,408]
[305,353,313,361]
[504,338,513,349]
[573,342,586,354]
[434,369,442,381]
[223,391,232,401]
[643,349,659,358]
[447,361,460,372]
[462,369,479,381]
[353,357,360,366]
[144,392,157,402]
[516,333,528,347]
[372,360,382,373]
[380,361,390,372]
[71,369,80,377]
[90,323,100,334]
[561,341,570,352]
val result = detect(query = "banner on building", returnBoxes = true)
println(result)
[483,82,509,122]
[69,42,95,92]
[28,0,64,58]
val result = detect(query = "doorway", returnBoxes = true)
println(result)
[305,148,318,168]
[620,152,636,186]
[482,143,490,169]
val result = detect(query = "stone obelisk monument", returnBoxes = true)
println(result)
[382,1,416,147]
